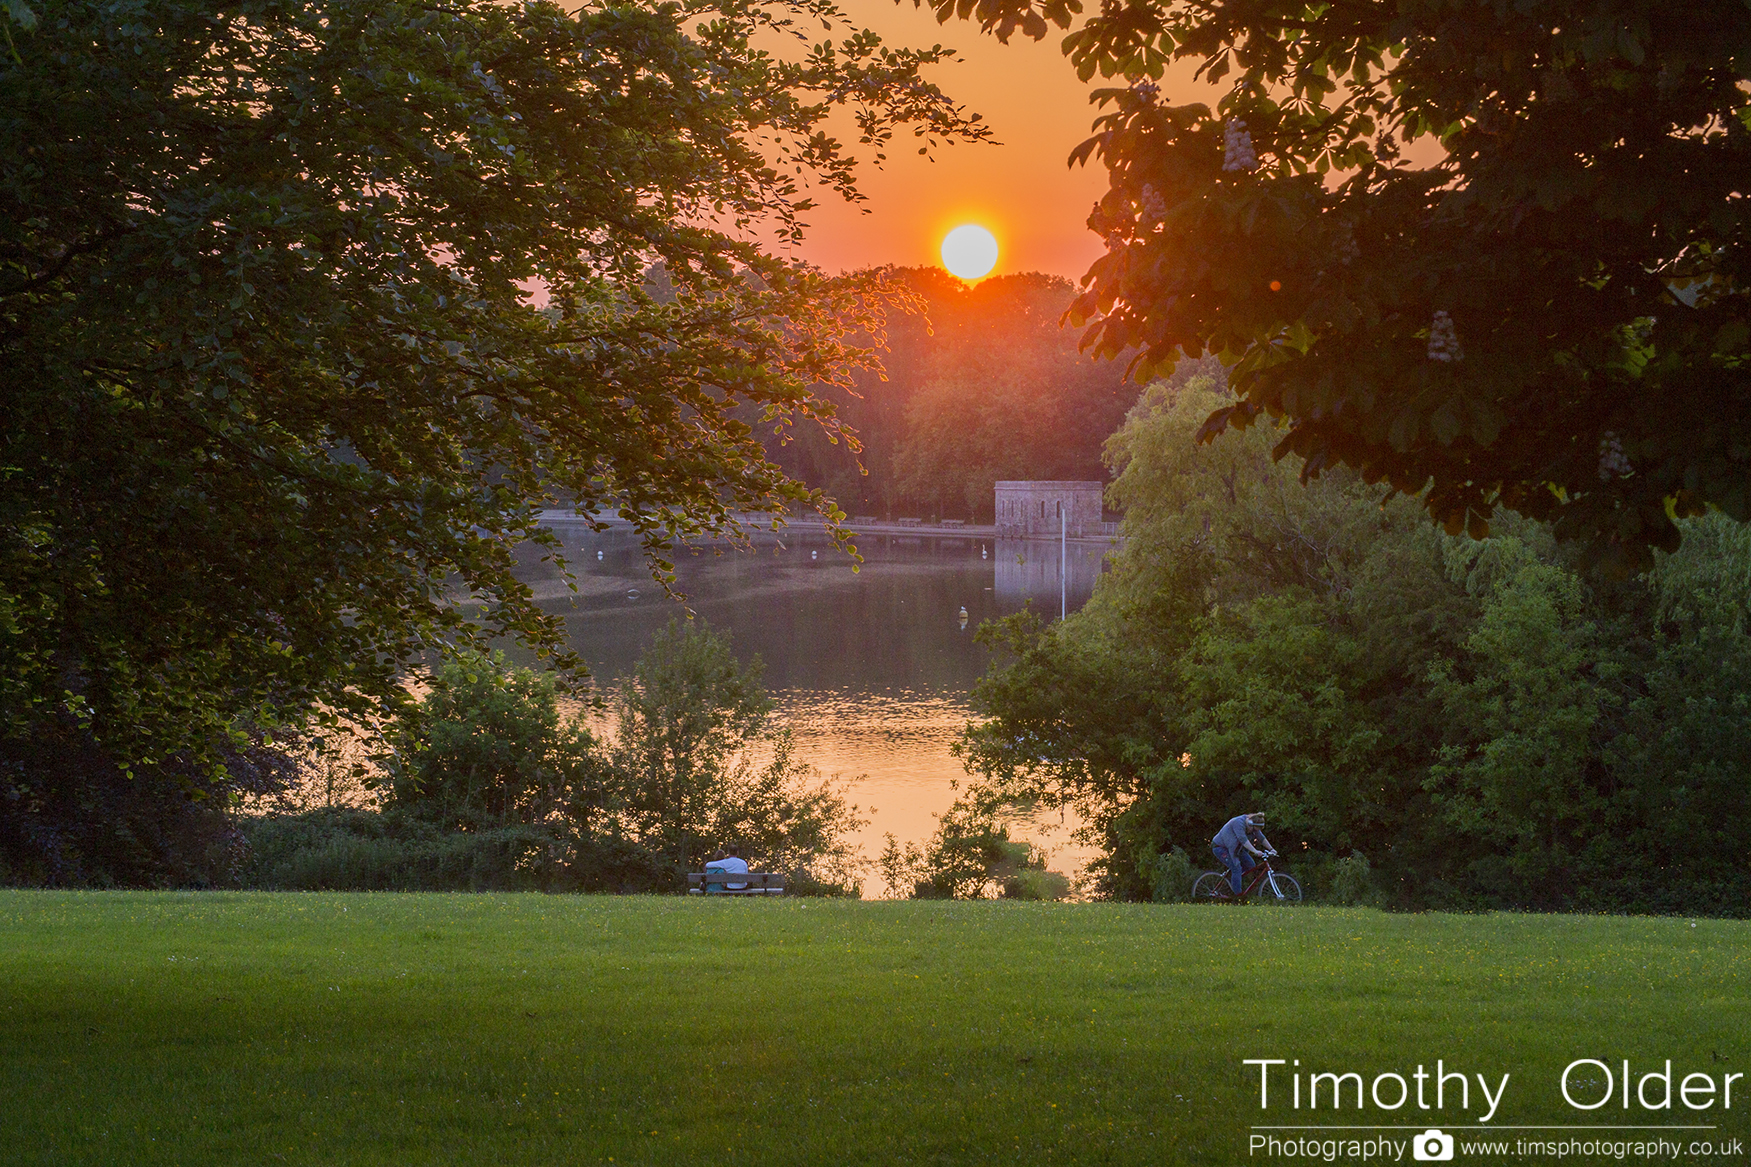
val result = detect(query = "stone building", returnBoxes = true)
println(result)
[994,481,1104,538]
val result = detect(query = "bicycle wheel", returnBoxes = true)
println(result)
[1261,871,1302,904]
[1192,872,1231,901]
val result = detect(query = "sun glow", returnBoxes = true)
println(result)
[940,224,999,281]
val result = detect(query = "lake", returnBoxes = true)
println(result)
[520,520,1112,893]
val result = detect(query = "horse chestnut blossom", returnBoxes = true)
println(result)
[1598,433,1633,482]
[1222,119,1258,172]
[1427,310,1462,362]
[1138,184,1166,225]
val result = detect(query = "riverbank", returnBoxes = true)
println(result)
[5,892,1744,1166]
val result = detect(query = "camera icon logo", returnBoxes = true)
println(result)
[1413,1129,1455,1161]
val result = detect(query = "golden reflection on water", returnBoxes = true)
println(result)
[773,688,1094,897]
[541,523,1107,896]
[579,686,1094,896]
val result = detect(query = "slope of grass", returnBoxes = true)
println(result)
[2,892,1746,1165]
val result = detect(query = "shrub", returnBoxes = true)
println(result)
[880,800,1068,899]
[383,651,599,832]
[1143,846,1200,904]
[603,620,864,891]
[1329,852,1381,907]
[1003,867,1072,901]
[240,809,567,891]
[240,623,865,895]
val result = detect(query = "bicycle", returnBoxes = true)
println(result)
[1192,851,1302,904]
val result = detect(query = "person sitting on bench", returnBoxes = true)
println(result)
[704,844,749,892]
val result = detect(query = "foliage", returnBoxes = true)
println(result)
[0,718,299,886]
[1002,865,1073,901]
[1327,852,1382,908]
[893,372,1058,519]
[759,269,1138,520]
[878,800,1067,899]
[1140,844,1198,903]
[243,622,864,894]
[889,272,1138,520]
[383,651,597,833]
[238,807,659,892]
[961,378,1751,911]
[0,0,986,801]
[1648,510,1751,632]
[604,619,864,892]
[915,0,1751,568]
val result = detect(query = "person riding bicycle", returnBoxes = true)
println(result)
[1211,812,1275,896]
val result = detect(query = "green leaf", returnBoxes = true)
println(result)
[1428,401,1461,446]
[1388,408,1419,452]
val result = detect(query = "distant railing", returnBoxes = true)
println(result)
[542,508,1120,541]
[995,520,1123,540]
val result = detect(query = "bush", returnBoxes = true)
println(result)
[239,807,675,892]
[1143,846,1200,904]
[241,809,562,891]
[1328,852,1381,908]
[880,800,1069,899]
[384,651,599,832]
[603,620,864,891]
[1003,867,1072,901]
[2,719,300,888]
[782,865,865,898]
[239,623,866,896]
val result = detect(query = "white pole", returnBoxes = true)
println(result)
[1060,498,1067,621]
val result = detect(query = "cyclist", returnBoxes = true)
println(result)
[1211,812,1275,895]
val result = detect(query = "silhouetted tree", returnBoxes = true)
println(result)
[916,0,1751,568]
[0,0,984,841]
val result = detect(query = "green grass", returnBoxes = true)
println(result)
[2,893,1747,1166]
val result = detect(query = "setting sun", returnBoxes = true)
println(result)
[940,224,999,281]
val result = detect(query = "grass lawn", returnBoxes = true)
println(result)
[2,892,1746,1166]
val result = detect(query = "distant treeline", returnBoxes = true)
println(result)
[959,376,1751,915]
[754,268,1140,523]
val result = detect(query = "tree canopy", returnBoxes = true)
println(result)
[889,269,1137,519]
[911,0,1751,567]
[757,269,1139,520]
[0,0,985,804]
[960,376,1751,911]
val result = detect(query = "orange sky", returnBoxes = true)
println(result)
[785,1,1220,280]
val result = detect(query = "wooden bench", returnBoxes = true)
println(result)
[687,871,786,895]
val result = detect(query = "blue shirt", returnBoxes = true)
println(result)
[1213,815,1252,853]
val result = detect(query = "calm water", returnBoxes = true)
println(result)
[520,521,1110,891]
